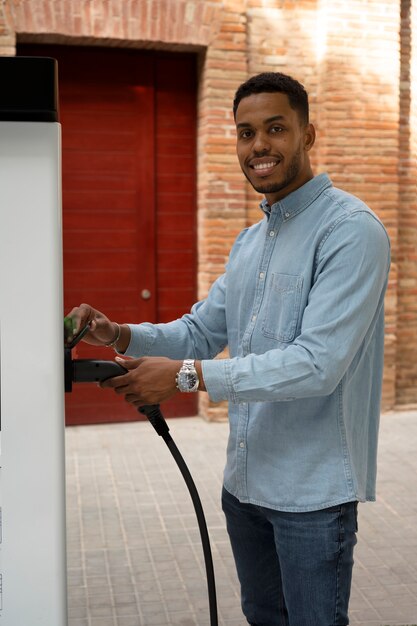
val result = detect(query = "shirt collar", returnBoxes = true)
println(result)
[260,173,333,220]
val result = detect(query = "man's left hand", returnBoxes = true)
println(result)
[101,356,182,407]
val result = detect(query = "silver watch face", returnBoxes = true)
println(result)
[177,369,199,392]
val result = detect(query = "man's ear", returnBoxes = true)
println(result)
[304,123,316,152]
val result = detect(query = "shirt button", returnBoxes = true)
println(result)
[252,315,257,321]
[259,272,265,279]
[285,212,290,218]
[239,441,245,449]
[269,230,275,237]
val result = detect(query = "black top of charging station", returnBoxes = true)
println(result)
[0,56,59,122]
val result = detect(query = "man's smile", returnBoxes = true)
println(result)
[249,157,281,177]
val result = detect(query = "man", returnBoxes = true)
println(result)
[68,73,390,625]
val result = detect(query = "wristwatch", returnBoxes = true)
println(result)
[176,359,199,393]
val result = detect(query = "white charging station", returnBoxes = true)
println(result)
[0,57,67,625]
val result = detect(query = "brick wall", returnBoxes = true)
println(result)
[1,0,416,417]
[314,0,401,410]
[397,0,417,406]
[196,0,249,419]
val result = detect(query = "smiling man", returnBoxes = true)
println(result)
[68,73,391,626]
[235,82,315,203]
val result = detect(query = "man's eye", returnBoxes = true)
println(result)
[240,130,253,139]
[271,126,284,134]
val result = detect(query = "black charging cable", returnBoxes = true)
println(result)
[64,325,218,625]
[139,404,218,626]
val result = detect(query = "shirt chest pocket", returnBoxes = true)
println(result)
[262,273,303,342]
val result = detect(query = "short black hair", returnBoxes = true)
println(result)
[233,72,309,125]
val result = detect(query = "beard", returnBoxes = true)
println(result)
[245,146,303,197]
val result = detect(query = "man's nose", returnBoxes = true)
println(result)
[252,131,271,153]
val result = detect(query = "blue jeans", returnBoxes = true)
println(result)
[222,487,358,626]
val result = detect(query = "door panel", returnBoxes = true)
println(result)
[18,45,198,423]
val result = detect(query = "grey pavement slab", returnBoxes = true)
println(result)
[66,410,417,626]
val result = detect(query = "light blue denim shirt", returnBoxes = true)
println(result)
[126,173,391,512]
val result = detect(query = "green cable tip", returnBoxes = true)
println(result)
[64,316,74,329]
[64,316,75,340]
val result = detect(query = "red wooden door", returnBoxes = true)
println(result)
[18,45,198,424]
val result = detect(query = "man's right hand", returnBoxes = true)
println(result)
[65,303,131,352]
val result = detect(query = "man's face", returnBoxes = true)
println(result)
[235,92,315,205]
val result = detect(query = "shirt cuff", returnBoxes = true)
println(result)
[119,323,154,358]
[202,358,238,403]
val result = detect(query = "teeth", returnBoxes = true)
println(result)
[253,162,276,170]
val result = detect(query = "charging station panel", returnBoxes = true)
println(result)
[0,57,67,625]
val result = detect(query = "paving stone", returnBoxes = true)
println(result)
[66,410,417,625]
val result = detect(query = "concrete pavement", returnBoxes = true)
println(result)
[65,410,417,626]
